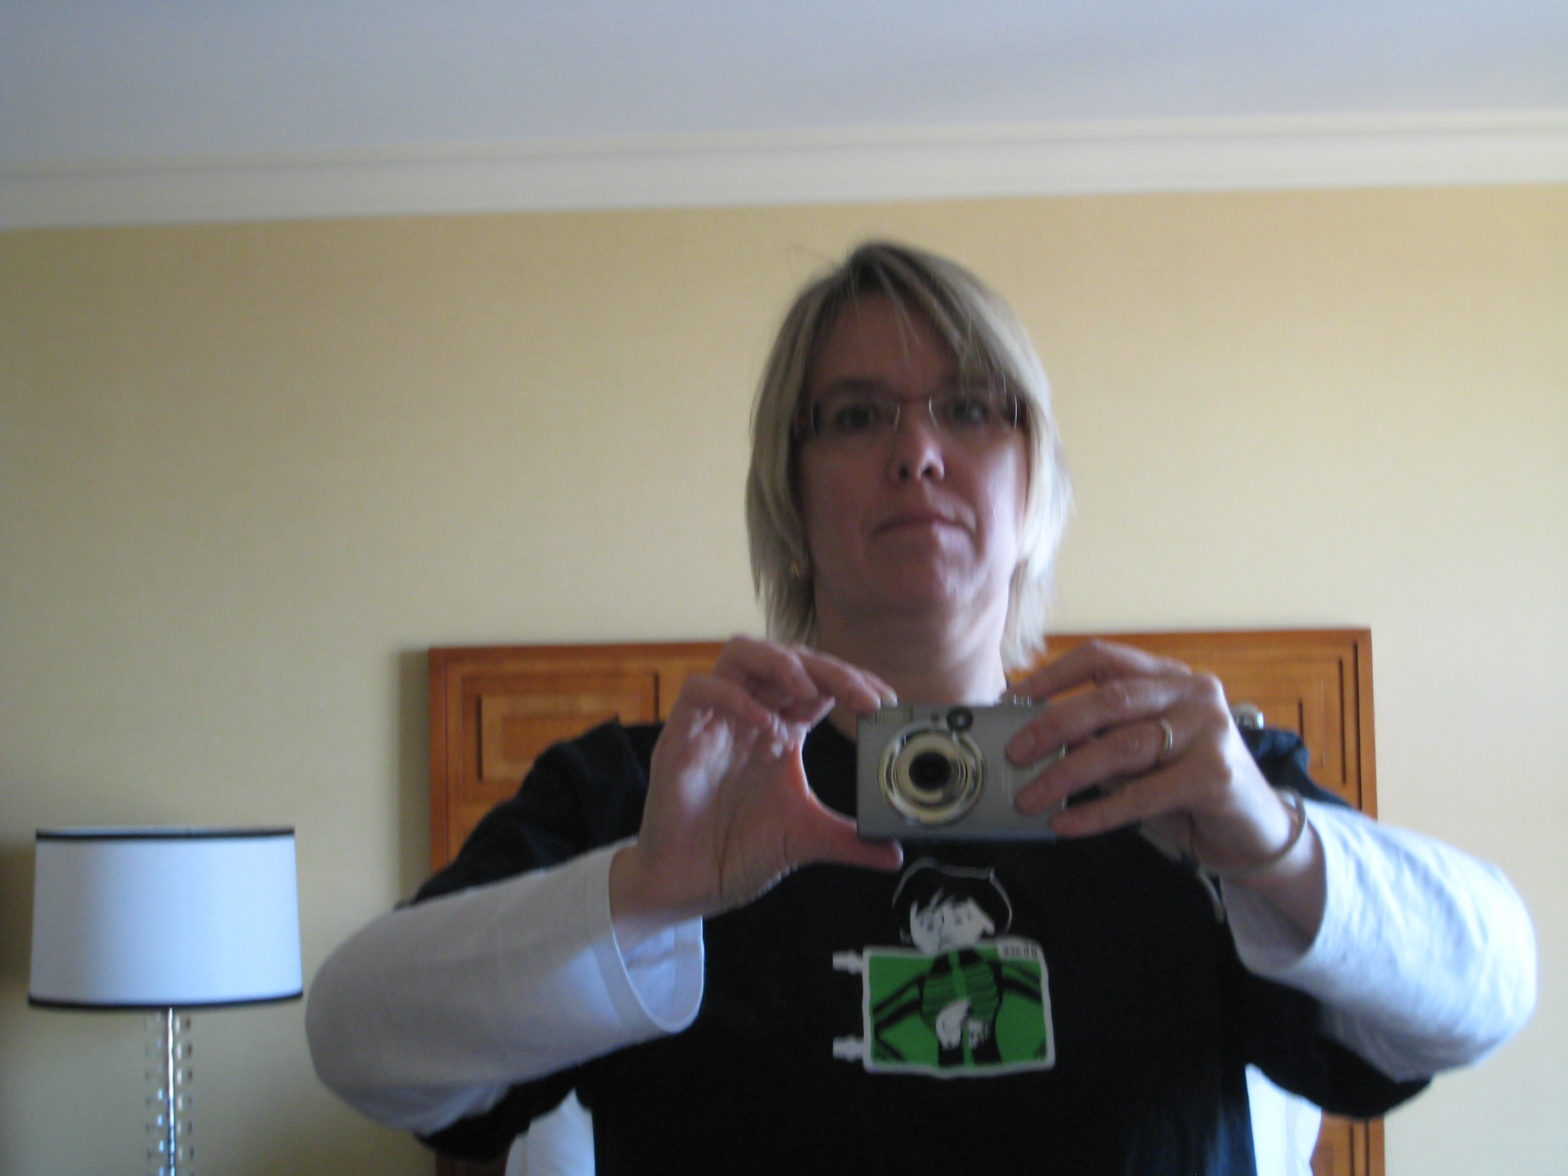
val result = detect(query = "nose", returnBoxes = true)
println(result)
[887,407,946,482]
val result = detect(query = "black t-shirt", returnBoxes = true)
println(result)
[418,721,1426,1174]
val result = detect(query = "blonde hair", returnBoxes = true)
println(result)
[745,241,1072,668]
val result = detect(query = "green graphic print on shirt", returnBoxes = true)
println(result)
[832,858,1056,1077]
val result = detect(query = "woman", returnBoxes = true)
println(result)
[308,241,1534,1174]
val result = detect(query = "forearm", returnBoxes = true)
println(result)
[306,842,704,1135]
[1226,801,1537,1080]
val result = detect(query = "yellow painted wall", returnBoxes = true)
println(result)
[2,187,1563,1174]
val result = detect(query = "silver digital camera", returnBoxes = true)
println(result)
[855,701,1064,840]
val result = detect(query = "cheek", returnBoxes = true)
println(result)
[797,455,865,551]
[979,450,1030,546]
[796,449,829,510]
[795,462,830,550]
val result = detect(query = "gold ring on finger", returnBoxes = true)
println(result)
[1155,717,1176,765]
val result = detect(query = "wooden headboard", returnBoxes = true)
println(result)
[427,628,1378,1176]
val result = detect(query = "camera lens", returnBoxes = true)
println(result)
[880,728,983,826]
[946,707,974,732]
[906,750,954,792]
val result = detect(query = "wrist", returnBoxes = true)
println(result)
[1207,787,1311,881]
[1208,789,1326,940]
[609,843,706,952]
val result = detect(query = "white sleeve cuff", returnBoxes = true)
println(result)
[1225,801,1536,1081]
[603,844,706,1033]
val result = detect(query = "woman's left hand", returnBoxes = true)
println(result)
[1005,640,1308,883]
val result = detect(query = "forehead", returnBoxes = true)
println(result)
[808,295,957,393]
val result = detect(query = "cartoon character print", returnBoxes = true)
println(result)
[832,859,1055,1077]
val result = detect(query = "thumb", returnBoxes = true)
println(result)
[798,809,904,874]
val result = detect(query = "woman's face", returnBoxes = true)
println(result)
[795,295,1029,642]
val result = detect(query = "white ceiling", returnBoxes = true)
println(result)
[2,1,1565,227]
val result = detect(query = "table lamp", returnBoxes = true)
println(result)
[29,826,302,1176]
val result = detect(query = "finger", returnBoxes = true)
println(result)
[716,638,896,720]
[715,639,890,705]
[1045,768,1185,839]
[790,805,905,874]
[1010,639,1190,702]
[790,646,899,715]
[1007,673,1184,766]
[1014,715,1179,815]
[714,636,820,703]
[665,673,798,753]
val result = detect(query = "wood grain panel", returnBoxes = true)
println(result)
[429,643,720,870]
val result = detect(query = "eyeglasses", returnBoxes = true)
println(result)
[797,384,1023,447]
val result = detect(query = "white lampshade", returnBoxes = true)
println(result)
[30,827,302,1009]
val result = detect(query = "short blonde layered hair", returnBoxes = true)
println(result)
[745,241,1073,669]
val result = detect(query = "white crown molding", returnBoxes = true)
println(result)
[3,112,1565,230]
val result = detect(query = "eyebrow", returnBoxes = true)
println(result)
[811,376,986,399]
[811,377,899,397]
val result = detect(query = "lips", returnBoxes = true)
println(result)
[872,506,968,536]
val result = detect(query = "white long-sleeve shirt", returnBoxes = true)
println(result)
[307,799,1535,1166]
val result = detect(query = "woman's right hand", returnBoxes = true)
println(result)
[609,637,903,945]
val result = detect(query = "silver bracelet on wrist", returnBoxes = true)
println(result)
[1208,787,1309,880]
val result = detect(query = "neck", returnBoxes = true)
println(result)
[815,604,1011,706]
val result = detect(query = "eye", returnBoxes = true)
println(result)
[935,389,998,428]
[815,393,889,437]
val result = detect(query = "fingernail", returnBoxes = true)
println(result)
[1006,729,1036,764]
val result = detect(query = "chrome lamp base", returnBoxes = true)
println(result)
[146,1009,194,1175]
